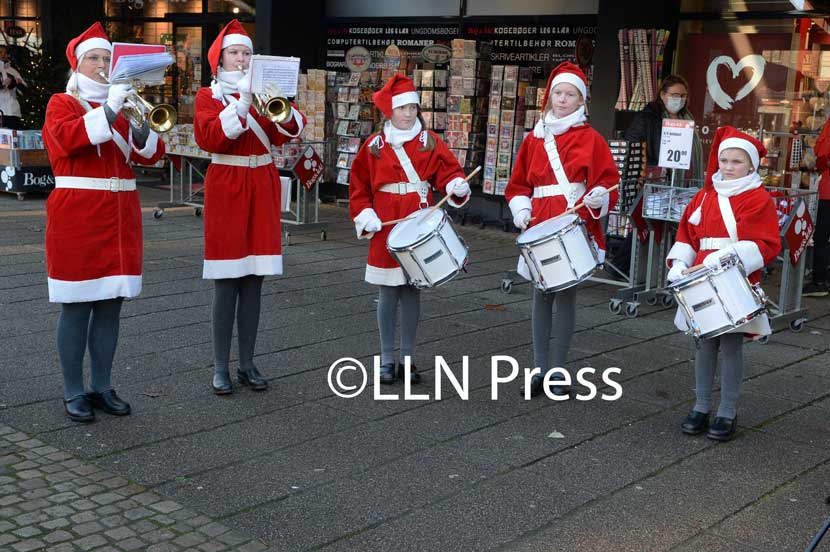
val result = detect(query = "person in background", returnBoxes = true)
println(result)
[803,115,830,296]
[0,45,26,129]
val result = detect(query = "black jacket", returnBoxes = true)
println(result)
[623,102,666,166]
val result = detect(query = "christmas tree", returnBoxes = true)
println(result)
[11,44,66,130]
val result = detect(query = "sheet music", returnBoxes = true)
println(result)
[250,55,300,97]
[110,52,174,84]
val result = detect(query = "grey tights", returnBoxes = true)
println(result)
[693,332,744,419]
[56,298,123,400]
[532,286,577,379]
[212,275,264,375]
[377,285,421,365]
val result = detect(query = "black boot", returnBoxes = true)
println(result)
[401,363,420,385]
[86,390,131,416]
[237,365,268,391]
[212,370,233,395]
[520,373,545,397]
[707,416,737,441]
[64,396,94,423]
[379,363,396,384]
[680,410,710,435]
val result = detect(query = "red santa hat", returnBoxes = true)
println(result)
[207,19,253,75]
[540,61,588,112]
[372,74,419,119]
[65,22,111,71]
[716,126,765,170]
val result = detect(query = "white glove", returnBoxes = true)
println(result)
[703,247,732,270]
[446,178,470,198]
[513,208,531,231]
[364,217,382,234]
[666,260,688,283]
[236,72,253,118]
[106,83,133,114]
[583,187,607,209]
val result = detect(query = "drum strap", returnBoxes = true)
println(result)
[390,144,428,205]
[543,135,580,207]
[717,195,739,244]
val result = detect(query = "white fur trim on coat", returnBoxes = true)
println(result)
[354,207,381,240]
[732,240,765,274]
[667,241,697,268]
[132,129,159,159]
[276,107,305,138]
[48,275,141,303]
[203,255,283,279]
[365,265,407,286]
[508,195,532,218]
[83,106,112,146]
[219,102,246,139]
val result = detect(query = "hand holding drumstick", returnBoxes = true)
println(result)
[528,183,620,223]
[380,166,482,227]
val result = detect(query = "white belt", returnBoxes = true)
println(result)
[379,182,426,195]
[54,176,136,192]
[210,153,273,168]
[699,237,736,250]
[532,182,586,199]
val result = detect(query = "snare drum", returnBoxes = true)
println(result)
[669,254,767,339]
[387,208,468,288]
[516,214,601,293]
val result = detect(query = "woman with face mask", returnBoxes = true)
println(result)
[349,74,471,384]
[505,62,620,398]
[624,74,703,181]
[194,19,307,395]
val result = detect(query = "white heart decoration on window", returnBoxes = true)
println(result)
[706,54,766,110]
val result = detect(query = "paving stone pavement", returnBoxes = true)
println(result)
[0,424,272,552]
[2,186,830,551]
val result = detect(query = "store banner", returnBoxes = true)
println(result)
[784,199,814,266]
[464,17,597,79]
[291,146,325,191]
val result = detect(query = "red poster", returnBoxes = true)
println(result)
[291,146,324,191]
[784,200,814,266]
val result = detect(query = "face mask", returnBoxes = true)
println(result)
[665,97,685,114]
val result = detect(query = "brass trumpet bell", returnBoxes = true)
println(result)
[253,95,291,124]
[125,94,178,134]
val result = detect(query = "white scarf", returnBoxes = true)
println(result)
[65,72,109,104]
[533,106,587,138]
[383,119,423,148]
[211,68,243,99]
[711,170,762,197]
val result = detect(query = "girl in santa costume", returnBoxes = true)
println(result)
[666,126,780,441]
[349,74,471,384]
[43,22,166,422]
[194,20,306,395]
[505,61,620,399]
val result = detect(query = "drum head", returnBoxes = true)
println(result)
[387,208,446,249]
[517,214,578,245]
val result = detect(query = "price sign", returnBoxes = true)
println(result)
[658,119,695,170]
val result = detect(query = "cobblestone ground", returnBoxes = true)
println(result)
[0,424,271,552]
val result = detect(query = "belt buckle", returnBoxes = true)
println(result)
[248,155,258,168]
[109,177,121,192]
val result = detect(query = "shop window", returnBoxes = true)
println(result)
[105,0,201,17]
[207,0,255,16]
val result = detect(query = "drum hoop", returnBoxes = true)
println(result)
[693,307,767,340]
[387,210,449,252]
[515,216,583,248]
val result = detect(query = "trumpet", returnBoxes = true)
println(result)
[99,72,177,133]
[238,65,292,124]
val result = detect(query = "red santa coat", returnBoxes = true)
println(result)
[43,93,166,303]
[505,122,620,279]
[349,129,467,286]
[667,179,781,335]
[194,87,305,279]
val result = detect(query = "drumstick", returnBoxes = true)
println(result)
[528,183,620,222]
[380,166,482,227]
[681,263,705,275]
